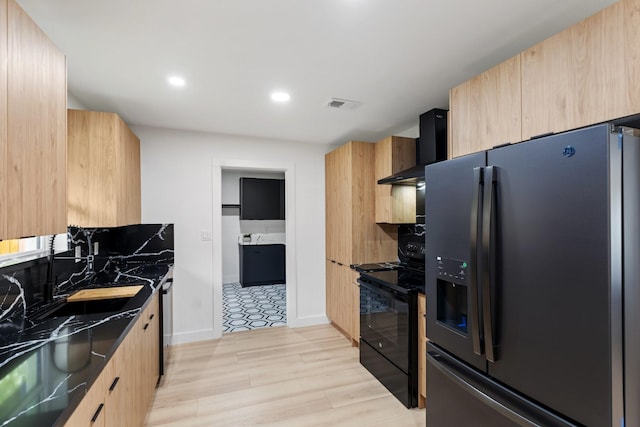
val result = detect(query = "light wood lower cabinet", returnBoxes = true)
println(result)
[325,260,360,346]
[418,293,426,409]
[65,292,160,426]
[64,365,107,427]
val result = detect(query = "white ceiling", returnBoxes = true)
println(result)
[18,0,617,145]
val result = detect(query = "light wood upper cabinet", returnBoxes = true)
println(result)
[67,109,141,227]
[448,55,522,158]
[374,136,416,224]
[2,0,67,240]
[449,0,640,157]
[521,0,639,139]
[0,0,7,239]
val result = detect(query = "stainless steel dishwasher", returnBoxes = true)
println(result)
[160,273,173,378]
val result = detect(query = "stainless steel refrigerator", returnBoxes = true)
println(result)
[424,123,640,427]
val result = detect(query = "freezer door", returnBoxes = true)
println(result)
[426,343,578,427]
[425,152,486,371]
[486,124,613,427]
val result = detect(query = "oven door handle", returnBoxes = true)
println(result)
[357,278,411,302]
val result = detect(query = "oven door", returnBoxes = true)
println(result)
[359,278,411,373]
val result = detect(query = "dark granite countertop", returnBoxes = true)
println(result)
[0,261,173,427]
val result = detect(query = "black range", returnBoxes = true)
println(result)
[353,240,425,408]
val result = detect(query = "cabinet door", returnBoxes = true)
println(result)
[0,0,7,238]
[326,260,336,322]
[104,339,130,427]
[67,109,141,228]
[240,178,284,220]
[418,294,426,409]
[240,245,285,285]
[67,110,118,227]
[6,0,66,239]
[449,55,522,158]
[332,263,353,339]
[116,115,141,225]
[350,268,360,345]
[121,321,146,427]
[64,368,107,427]
[325,145,351,263]
[521,0,637,140]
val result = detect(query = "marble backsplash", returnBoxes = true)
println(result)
[398,223,425,263]
[0,224,174,327]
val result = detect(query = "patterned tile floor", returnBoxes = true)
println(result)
[222,282,287,333]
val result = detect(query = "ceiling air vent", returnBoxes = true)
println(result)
[326,97,362,110]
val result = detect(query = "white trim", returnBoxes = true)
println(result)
[212,159,297,339]
[290,315,330,328]
[170,328,217,345]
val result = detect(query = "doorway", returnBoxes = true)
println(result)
[211,160,297,339]
[221,170,286,333]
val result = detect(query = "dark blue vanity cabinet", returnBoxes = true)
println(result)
[239,244,286,287]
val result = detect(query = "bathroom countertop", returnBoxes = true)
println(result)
[237,233,286,246]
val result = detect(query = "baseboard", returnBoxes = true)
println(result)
[171,316,330,345]
[290,314,330,328]
[171,328,217,345]
[223,275,239,284]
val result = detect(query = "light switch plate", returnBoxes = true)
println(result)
[200,230,212,241]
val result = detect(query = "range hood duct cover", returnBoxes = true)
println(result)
[377,108,448,185]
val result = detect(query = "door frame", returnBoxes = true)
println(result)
[212,159,296,338]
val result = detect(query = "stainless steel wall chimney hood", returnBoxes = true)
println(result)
[378,108,448,185]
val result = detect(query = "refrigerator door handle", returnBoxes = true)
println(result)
[482,165,497,363]
[470,167,484,356]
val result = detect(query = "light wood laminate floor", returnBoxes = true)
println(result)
[146,324,425,426]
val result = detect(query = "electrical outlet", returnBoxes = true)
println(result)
[200,230,212,241]
[93,242,99,255]
[74,245,81,263]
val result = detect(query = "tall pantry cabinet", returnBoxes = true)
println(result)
[325,141,397,345]
[1,0,67,240]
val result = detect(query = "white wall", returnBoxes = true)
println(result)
[221,169,285,284]
[67,92,88,109]
[136,126,329,344]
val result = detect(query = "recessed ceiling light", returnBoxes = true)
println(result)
[271,91,291,103]
[168,76,186,87]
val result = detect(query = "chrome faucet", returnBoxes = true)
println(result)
[53,226,95,273]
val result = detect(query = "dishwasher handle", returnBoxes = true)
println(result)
[162,278,174,294]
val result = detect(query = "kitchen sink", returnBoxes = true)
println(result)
[36,297,132,320]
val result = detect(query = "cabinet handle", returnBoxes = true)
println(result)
[144,323,150,330]
[109,376,120,392]
[149,313,155,320]
[91,404,104,423]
